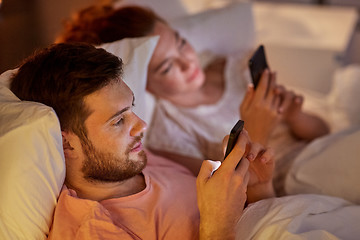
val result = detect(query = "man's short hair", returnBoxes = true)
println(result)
[10,42,123,140]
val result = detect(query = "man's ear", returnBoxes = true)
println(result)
[61,131,75,153]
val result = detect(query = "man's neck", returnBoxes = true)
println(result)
[66,173,146,201]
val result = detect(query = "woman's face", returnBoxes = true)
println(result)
[147,21,205,100]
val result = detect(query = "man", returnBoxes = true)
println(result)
[10,43,275,240]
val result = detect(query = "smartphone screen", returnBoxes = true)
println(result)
[248,45,269,89]
[224,120,244,160]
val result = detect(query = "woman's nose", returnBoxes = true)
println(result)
[178,57,191,71]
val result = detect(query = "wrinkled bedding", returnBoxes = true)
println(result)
[285,126,360,204]
[236,194,360,240]
[271,64,360,197]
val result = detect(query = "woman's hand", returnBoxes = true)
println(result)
[274,85,304,122]
[274,85,330,140]
[240,69,282,145]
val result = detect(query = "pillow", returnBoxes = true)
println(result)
[0,69,66,240]
[285,126,360,204]
[101,3,255,127]
[169,1,255,55]
[327,64,360,130]
[114,0,189,21]
[98,36,159,127]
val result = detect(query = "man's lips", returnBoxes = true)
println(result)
[130,141,143,152]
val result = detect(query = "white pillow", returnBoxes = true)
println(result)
[169,1,255,55]
[98,36,159,126]
[100,4,255,127]
[285,126,360,204]
[114,0,189,21]
[0,70,66,240]
[327,64,360,130]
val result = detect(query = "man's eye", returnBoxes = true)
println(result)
[114,118,124,126]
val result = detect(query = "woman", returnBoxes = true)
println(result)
[56,5,329,184]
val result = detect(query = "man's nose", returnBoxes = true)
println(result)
[130,113,147,137]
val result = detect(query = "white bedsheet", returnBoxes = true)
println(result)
[236,194,360,240]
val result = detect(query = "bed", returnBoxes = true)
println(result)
[1,1,360,239]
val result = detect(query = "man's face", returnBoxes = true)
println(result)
[78,79,147,182]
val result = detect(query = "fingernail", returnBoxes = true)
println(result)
[261,157,266,163]
[247,153,255,160]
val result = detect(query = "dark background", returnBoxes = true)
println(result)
[1,0,359,73]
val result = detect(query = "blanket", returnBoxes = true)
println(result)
[285,126,360,204]
[236,194,360,240]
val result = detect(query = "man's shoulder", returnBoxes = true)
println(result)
[50,186,112,239]
[145,149,194,175]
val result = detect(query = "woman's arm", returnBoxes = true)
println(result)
[278,90,330,140]
[286,110,330,140]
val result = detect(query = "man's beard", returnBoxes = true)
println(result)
[80,135,147,182]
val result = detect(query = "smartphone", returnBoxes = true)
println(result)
[224,120,244,160]
[248,45,269,89]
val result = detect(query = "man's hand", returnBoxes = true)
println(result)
[196,130,252,240]
[247,144,275,187]
[222,133,276,204]
[196,130,274,240]
[247,145,276,203]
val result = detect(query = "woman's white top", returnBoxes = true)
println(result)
[145,52,306,176]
